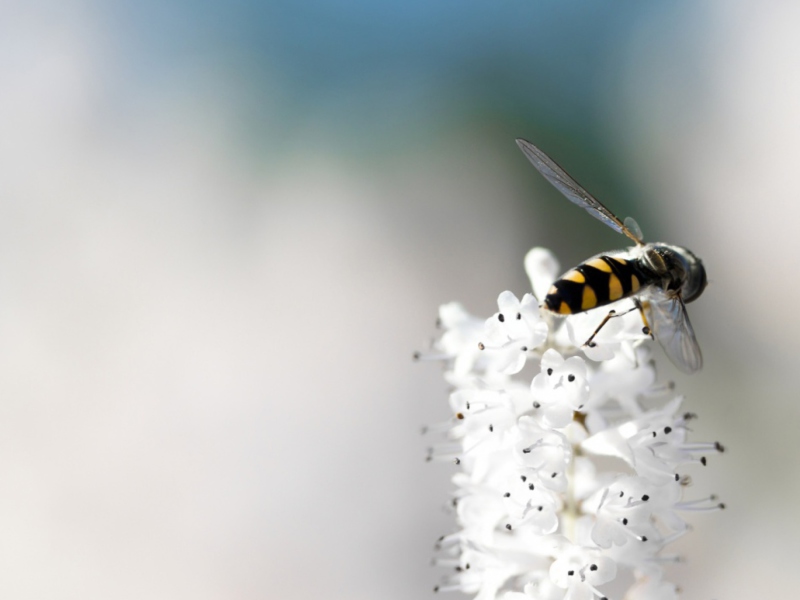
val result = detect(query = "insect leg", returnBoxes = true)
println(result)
[583,300,654,347]
[583,305,640,348]
[635,299,654,339]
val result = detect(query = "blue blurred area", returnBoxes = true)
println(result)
[85,0,692,256]
[97,0,673,152]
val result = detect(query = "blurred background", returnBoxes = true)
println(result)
[0,0,796,598]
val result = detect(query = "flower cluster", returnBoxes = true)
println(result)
[419,248,724,600]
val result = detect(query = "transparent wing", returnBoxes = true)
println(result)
[516,138,644,245]
[646,290,703,374]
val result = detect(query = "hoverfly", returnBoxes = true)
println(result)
[516,139,707,373]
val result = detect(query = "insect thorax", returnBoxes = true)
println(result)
[543,251,654,315]
[641,244,707,303]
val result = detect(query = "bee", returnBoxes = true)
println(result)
[516,139,707,373]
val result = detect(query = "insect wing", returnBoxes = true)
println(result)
[623,216,643,241]
[516,139,644,245]
[647,291,703,374]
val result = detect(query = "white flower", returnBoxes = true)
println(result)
[480,291,549,375]
[420,248,724,600]
[549,544,616,600]
[588,476,683,551]
[525,247,560,304]
[584,346,657,417]
[513,417,572,493]
[531,350,590,427]
[430,302,487,377]
[519,575,566,600]
[565,302,649,364]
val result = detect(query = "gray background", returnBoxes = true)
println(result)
[0,1,795,598]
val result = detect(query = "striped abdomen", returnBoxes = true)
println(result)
[544,254,650,315]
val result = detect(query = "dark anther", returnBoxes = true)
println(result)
[568,374,575,382]
[652,431,657,437]
[533,401,541,409]
[675,473,680,481]
[715,442,726,452]
[498,314,505,322]
[588,341,597,348]
[643,326,651,335]
[641,494,650,501]
[537,505,543,511]
[590,564,598,571]
[488,424,494,432]
[567,570,574,576]
[701,456,707,466]
[456,412,464,420]
[466,402,470,409]
[522,448,531,454]
[465,563,470,569]
[478,342,485,350]
[528,483,534,490]
[520,475,527,482]
[516,313,522,320]
[505,524,512,530]
[455,566,462,572]
[622,518,628,525]
[503,492,511,498]
[619,491,624,497]
[521,346,528,352]
[551,472,557,478]
[664,426,672,434]
[412,351,421,361]
[547,368,553,376]
[640,536,648,542]
[719,503,726,509]
[454,458,460,465]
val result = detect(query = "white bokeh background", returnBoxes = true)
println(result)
[0,2,796,599]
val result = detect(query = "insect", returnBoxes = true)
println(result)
[516,138,707,373]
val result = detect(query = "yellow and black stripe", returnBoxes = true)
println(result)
[544,255,650,315]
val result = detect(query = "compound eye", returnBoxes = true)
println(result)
[683,261,708,303]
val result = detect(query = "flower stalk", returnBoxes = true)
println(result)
[419,248,724,600]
